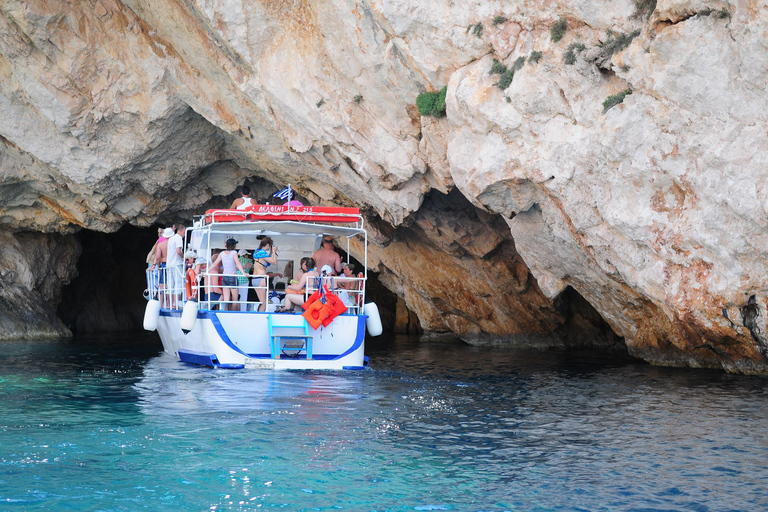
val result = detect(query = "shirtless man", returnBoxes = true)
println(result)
[151,227,173,307]
[312,235,342,275]
[229,185,253,210]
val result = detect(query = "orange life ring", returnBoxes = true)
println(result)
[185,268,197,299]
[302,299,330,330]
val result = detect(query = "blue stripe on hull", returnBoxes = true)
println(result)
[159,309,365,362]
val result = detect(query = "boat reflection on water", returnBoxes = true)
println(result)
[132,351,367,418]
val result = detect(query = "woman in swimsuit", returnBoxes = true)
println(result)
[282,257,318,312]
[251,236,278,312]
[211,238,247,311]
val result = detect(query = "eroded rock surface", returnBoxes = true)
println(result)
[0,231,79,340]
[1,0,767,372]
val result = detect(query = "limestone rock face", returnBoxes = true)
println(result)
[1,0,767,372]
[0,231,79,340]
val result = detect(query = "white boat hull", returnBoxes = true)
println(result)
[156,309,367,370]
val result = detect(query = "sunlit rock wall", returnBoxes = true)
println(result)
[0,0,767,372]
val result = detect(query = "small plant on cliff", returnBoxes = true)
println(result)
[467,22,484,38]
[563,43,586,65]
[316,98,325,108]
[489,58,507,75]
[354,95,363,103]
[493,15,508,26]
[551,18,567,42]
[602,88,632,112]
[599,29,641,57]
[635,0,657,19]
[495,68,515,89]
[417,86,447,117]
[529,50,543,64]
[698,7,731,19]
[493,56,526,89]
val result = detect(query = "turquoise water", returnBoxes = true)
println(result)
[1,335,767,511]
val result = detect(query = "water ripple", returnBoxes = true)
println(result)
[0,335,767,511]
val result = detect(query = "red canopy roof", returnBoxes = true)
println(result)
[204,205,361,224]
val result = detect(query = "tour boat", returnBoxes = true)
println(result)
[142,204,382,370]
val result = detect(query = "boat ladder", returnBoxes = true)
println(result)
[267,314,313,359]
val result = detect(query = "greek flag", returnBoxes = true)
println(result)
[273,184,292,201]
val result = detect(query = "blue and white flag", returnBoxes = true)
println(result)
[273,184,292,201]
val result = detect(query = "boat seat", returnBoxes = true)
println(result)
[267,314,313,359]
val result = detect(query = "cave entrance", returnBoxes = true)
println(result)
[58,225,158,333]
[552,285,627,351]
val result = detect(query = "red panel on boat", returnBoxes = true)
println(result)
[204,205,361,224]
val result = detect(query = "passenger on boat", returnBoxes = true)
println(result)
[251,237,278,312]
[183,250,197,300]
[230,185,253,210]
[211,239,247,311]
[312,235,342,275]
[206,250,223,308]
[151,227,174,307]
[166,226,186,309]
[339,263,356,287]
[194,256,208,301]
[237,249,254,311]
[146,227,164,267]
[146,227,164,298]
[291,256,311,285]
[336,263,360,306]
[282,258,318,312]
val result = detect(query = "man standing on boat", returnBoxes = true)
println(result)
[166,226,186,309]
[312,235,342,275]
[151,227,173,307]
[230,185,253,210]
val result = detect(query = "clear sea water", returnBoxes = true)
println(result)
[1,334,767,512]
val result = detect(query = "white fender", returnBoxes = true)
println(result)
[143,299,161,331]
[363,302,383,337]
[180,299,199,334]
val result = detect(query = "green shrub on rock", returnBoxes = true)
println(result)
[563,43,586,65]
[600,30,641,58]
[551,18,567,42]
[489,58,507,75]
[603,89,632,112]
[495,68,515,89]
[417,86,448,117]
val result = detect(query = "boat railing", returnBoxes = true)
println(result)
[145,268,366,314]
[306,275,365,314]
[145,266,187,310]
[194,272,273,312]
